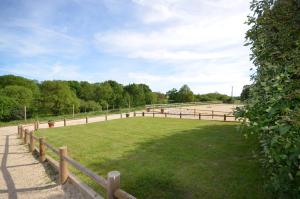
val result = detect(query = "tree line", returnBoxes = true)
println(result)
[0,75,234,121]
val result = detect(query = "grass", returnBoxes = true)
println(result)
[36,117,268,199]
[0,106,143,127]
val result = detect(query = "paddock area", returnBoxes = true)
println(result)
[35,117,268,199]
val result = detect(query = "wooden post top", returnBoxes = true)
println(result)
[108,171,120,178]
[59,146,67,151]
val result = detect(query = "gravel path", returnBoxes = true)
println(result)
[0,126,85,199]
[0,112,134,199]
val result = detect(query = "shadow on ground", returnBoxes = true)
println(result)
[83,124,269,199]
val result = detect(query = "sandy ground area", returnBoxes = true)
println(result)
[145,104,241,121]
[0,112,137,199]
[0,125,87,199]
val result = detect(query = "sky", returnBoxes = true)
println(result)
[0,0,253,96]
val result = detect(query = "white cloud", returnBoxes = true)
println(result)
[0,20,84,57]
[94,0,249,63]
[1,63,83,81]
[93,0,252,95]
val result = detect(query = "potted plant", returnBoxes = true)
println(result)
[48,120,55,128]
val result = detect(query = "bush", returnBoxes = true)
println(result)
[239,0,300,197]
[80,100,102,112]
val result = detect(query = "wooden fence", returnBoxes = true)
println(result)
[15,108,236,198]
[137,110,236,122]
[17,125,136,199]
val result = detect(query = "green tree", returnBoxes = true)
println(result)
[0,96,18,121]
[124,84,146,106]
[1,85,33,107]
[95,82,113,108]
[240,85,251,102]
[40,81,80,115]
[178,85,194,102]
[106,80,124,108]
[166,88,178,103]
[238,0,300,196]
[79,81,96,101]
[80,100,101,112]
[0,75,39,98]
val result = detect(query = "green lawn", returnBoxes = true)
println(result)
[36,117,268,199]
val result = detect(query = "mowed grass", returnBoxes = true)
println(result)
[36,117,268,199]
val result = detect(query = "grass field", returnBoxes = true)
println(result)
[36,117,268,199]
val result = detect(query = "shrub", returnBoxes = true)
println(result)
[238,0,300,197]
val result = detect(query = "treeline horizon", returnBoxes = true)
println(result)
[0,75,236,121]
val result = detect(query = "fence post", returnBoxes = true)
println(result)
[142,112,144,117]
[165,113,167,118]
[105,114,108,121]
[134,111,136,117]
[120,113,122,119]
[17,125,20,137]
[39,137,46,162]
[107,171,120,199]
[36,121,39,130]
[24,129,29,144]
[24,105,27,121]
[59,146,69,184]
[199,113,201,120]
[29,131,35,153]
[180,112,182,119]
[86,116,88,124]
[64,118,66,126]
[20,126,24,139]
[224,114,227,121]
[153,112,155,118]
[194,109,196,117]
[212,110,214,119]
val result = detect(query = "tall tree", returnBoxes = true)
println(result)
[178,85,194,102]
[166,88,178,103]
[40,81,80,115]
[95,82,113,107]
[239,0,300,196]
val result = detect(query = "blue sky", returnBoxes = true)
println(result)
[0,0,252,95]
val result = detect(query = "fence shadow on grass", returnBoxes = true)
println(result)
[85,124,268,199]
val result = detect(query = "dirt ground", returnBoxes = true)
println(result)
[0,126,86,199]
[147,103,242,121]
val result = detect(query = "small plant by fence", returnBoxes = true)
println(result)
[17,124,136,199]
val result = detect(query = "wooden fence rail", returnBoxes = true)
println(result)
[137,111,236,122]
[20,125,136,199]
[17,108,237,198]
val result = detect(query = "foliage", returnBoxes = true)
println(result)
[166,85,194,102]
[80,100,101,112]
[240,85,251,102]
[0,75,39,97]
[178,84,194,102]
[1,85,33,107]
[195,92,231,103]
[0,96,19,121]
[40,81,80,115]
[36,118,268,199]
[0,74,234,121]
[237,0,300,197]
